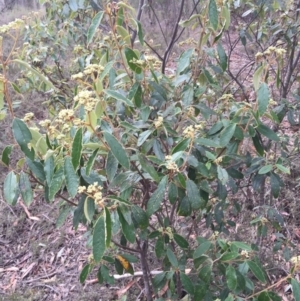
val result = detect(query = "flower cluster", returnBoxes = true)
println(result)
[78,182,104,207]
[83,64,104,76]
[0,19,24,34]
[255,46,286,63]
[58,109,75,122]
[165,155,179,173]
[154,116,163,128]
[74,90,97,111]
[23,112,34,122]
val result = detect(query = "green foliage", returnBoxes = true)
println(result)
[2,0,300,300]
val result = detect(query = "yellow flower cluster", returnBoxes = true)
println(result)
[165,155,179,173]
[23,112,34,122]
[58,109,75,122]
[183,125,195,139]
[240,250,249,259]
[255,46,286,63]
[83,64,104,76]
[0,19,24,34]
[290,256,300,272]
[71,72,84,80]
[154,116,164,128]
[74,90,97,111]
[78,182,104,206]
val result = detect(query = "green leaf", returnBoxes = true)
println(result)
[172,138,190,154]
[56,207,71,228]
[86,148,98,176]
[177,196,191,216]
[79,264,91,283]
[257,83,270,116]
[44,156,54,186]
[104,89,133,107]
[193,241,212,259]
[131,205,149,229]
[4,171,18,205]
[225,294,234,301]
[137,20,144,46]
[220,123,236,147]
[124,47,142,74]
[72,128,82,170]
[106,150,118,182]
[104,132,130,169]
[291,279,300,301]
[84,197,95,223]
[257,124,279,142]
[217,43,227,71]
[49,167,64,201]
[146,176,168,216]
[166,248,178,267]
[64,156,79,198]
[217,166,229,185]
[93,215,106,262]
[137,130,152,147]
[12,118,34,160]
[26,158,46,182]
[1,145,13,167]
[198,261,212,283]
[252,134,264,156]
[196,137,220,148]
[155,236,165,258]
[275,164,290,174]
[226,265,237,290]
[177,49,193,74]
[117,207,135,243]
[168,182,178,204]
[253,65,264,91]
[69,0,78,11]
[87,11,104,45]
[186,179,202,210]
[258,164,273,174]
[19,171,33,206]
[270,172,281,198]
[138,154,160,182]
[258,292,271,301]
[247,260,266,282]
[220,252,240,261]
[104,207,112,247]
[209,0,218,30]
[129,82,143,108]
[231,241,252,251]
[180,272,194,295]
[173,233,189,249]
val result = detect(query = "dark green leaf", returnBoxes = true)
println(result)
[195,138,220,147]
[247,260,266,282]
[64,156,79,198]
[220,123,236,147]
[258,83,270,116]
[44,156,54,186]
[129,82,143,108]
[177,49,193,74]
[106,150,118,182]
[104,207,112,247]
[252,134,264,156]
[180,272,194,295]
[104,89,134,107]
[270,172,281,198]
[231,241,252,251]
[186,179,202,210]
[117,207,135,243]
[257,124,279,142]
[226,265,237,290]
[217,43,227,71]
[131,205,149,229]
[26,158,45,182]
[220,252,240,261]
[79,264,91,283]
[258,292,271,301]
[166,248,178,267]
[172,138,190,154]
[87,11,104,45]
[124,47,142,74]
[12,118,34,160]
[173,233,189,249]
[198,261,212,283]
[168,182,178,204]
[49,167,64,201]
[93,215,106,262]
[101,265,115,284]
[209,0,218,30]
[137,130,152,147]
[72,128,82,170]
[138,154,160,182]
[193,241,212,259]
[1,145,13,167]
[56,207,71,228]
[177,196,191,216]
[146,176,168,216]
[86,148,98,176]
[152,272,166,289]
[84,197,95,223]
[19,171,33,206]
[104,132,130,169]
[4,171,18,205]
[155,236,165,258]
[292,279,300,301]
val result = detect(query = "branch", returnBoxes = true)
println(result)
[161,0,185,74]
